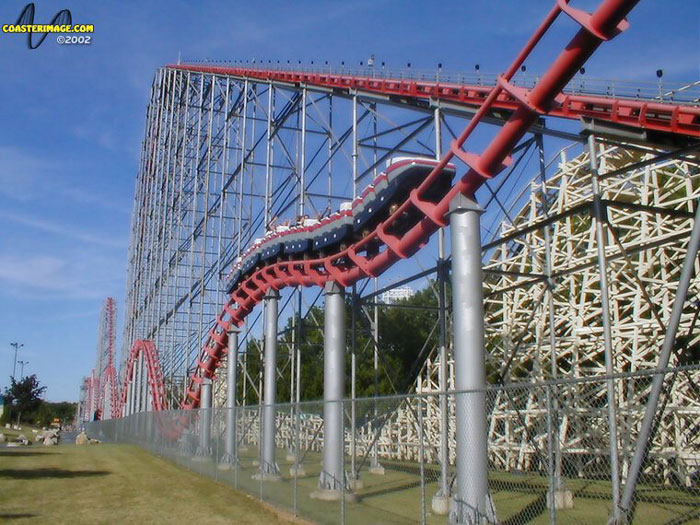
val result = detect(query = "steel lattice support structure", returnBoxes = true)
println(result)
[79,298,118,421]
[95,298,118,419]
[122,64,466,411]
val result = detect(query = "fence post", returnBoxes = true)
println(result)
[419,394,427,525]
[545,384,557,524]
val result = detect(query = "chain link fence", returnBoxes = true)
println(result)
[87,366,699,524]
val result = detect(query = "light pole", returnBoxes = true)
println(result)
[18,360,29,378]
[10,342,23,380]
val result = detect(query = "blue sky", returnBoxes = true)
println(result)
[0,1,697,402]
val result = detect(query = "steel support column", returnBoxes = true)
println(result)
[588,134,622,522]
[257,289,281,479]
[369,277,384,475]
[125,376,132,416]
[538,133,570,513]
[433,104,451,516]
[318,281,347,496]
[220,327,240,469]
[449,194,490,524]
[194,377,212,459]
[349,284,360,488]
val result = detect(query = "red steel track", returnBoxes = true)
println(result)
[117,340,168,414]
[170,64,699,140]
[88,298,120,419]
[165,0,673,409]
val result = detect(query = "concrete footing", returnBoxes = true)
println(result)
[252,472,281,482]
[547,488,574,510]
[192,452,211,462]
[217,455,239,470]
[369,464,385,475]
[289,465,306,477]
[310,489,358,502]
[431,494,450,515]
[347,477,364,491]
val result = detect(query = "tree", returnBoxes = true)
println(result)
[3,374,46,423]
[33,401,78,427]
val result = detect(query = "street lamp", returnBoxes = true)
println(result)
[10,342,23,380]
[18,360,29,378]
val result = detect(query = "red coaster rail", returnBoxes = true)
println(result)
[171,44,698,138]
[117,340,168,415]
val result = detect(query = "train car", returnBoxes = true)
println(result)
[223,155,456,295]
[284,218,319,254]
[312,205,353,252]
[260,225,290,262]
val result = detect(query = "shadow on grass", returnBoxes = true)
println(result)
[501,492,547,525]
[0,513,37,519]
[0,468,110,479]
[0,451,57,457]
[359,479,421,499]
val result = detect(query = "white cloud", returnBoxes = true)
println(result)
[1,211,128,249]
[0,252,123,300]
[0,145,49,202]
[0,145,131,213]
[0,254,70,291]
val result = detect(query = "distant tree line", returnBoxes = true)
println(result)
[1,374,76,427]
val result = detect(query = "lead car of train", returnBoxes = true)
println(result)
[224,156,457,294]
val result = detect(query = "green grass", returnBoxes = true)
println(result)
[0,444,302,524]
[172,444,698,525]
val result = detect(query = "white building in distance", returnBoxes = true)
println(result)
[380,286,414,304]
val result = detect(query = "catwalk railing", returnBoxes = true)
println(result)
[87,366,699,524]
[180,60,700,106]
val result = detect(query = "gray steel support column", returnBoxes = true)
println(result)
[299,88,307,216]
[620,198,700,520]
[349,285,359,485]
[449,194,490,524]
[264,83,273,228]
[194,377,212,459]
[588,135,622,522]
[369,277,383,474]
[135,354,143,413]
[130,368,136,415]
[258,289,281,479]
[125,376,132,416]
[433,103,450,514]
[220,327,240,468]
[352,95,358,199]
[538,133,570,513]
[131,357,138,414]
[140,352,147,413]
[318,282,347,494]
[433,227,451,515]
